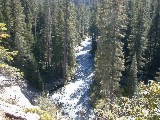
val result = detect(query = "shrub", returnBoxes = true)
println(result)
[94,81,160,120]
[24,96,57,120]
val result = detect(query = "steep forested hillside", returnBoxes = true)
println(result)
[0,0,90,90]
[89,0,160,119]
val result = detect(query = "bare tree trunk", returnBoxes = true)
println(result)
[158,0,160,16]
[63,0,69,82]
[32,0,38,41]
[44,0,52,67]
[47,0,52,67]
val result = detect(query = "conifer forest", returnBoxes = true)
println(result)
[0,0,160,119]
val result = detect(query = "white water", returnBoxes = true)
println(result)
[51,37,95,119]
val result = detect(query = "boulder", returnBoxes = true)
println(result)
[0,100,40,120]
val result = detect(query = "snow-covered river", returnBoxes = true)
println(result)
[51,37,95,119]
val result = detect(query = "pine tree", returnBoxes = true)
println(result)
[125,55,138,97]
[91,0,126,110]
[51,1,64,79]
[1,0,43,89]
[43,0,52,68]
[33,1,45,72]
[124,0,152,96]
[89,0,99,40]
[62,0,69,82]
[66,1,78,80]
[146,0,160,80]
[0,0,3,22]
[89,0,99,56]
[76,1,90,39]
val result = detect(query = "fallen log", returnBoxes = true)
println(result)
[5,112,27,120]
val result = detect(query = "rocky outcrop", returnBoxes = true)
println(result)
[0,75,40,120]
[0,100,40,120]
[0,86,32,108]
[0,109,5,120]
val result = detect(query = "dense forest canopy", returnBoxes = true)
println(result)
[0,0,90,89]
[89,0,160,119]
[0,0,160,119]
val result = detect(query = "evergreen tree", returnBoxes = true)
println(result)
[63,0,69,82]
[89,0,99,40]
[1,0,42,89]
[124,0,152,96]
[146,0,160,80]
[51,1,64,79]
[66,2,78,80]
[13,0,42,89]
[91,0,126,110]
[76,1,90,39]
[125,55,138,97]
[89,0,99,55]
[0,0,3,22]
[44,0,52,68]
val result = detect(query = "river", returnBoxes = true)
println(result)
[51,37,95,119]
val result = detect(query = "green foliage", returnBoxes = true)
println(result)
[66,2,78,81]
[146,1,160,79]
[94,81,160,120]
[91,0,127,107]
[0,23,23,79]
[91,1,160,119]
[123,0,152,97]
[25,96,58,120]
[0,0,90,89]
[76,1,90,39]
[0,0,43,89]
[25,108,54,120]
[38,96,56,114]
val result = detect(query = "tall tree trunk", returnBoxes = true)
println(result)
[47,0,52,67]
[158,0,160,16]
[63,0,68,81]
[44,0,52,67]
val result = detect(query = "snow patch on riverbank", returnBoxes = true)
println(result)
[51,37,95,119]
